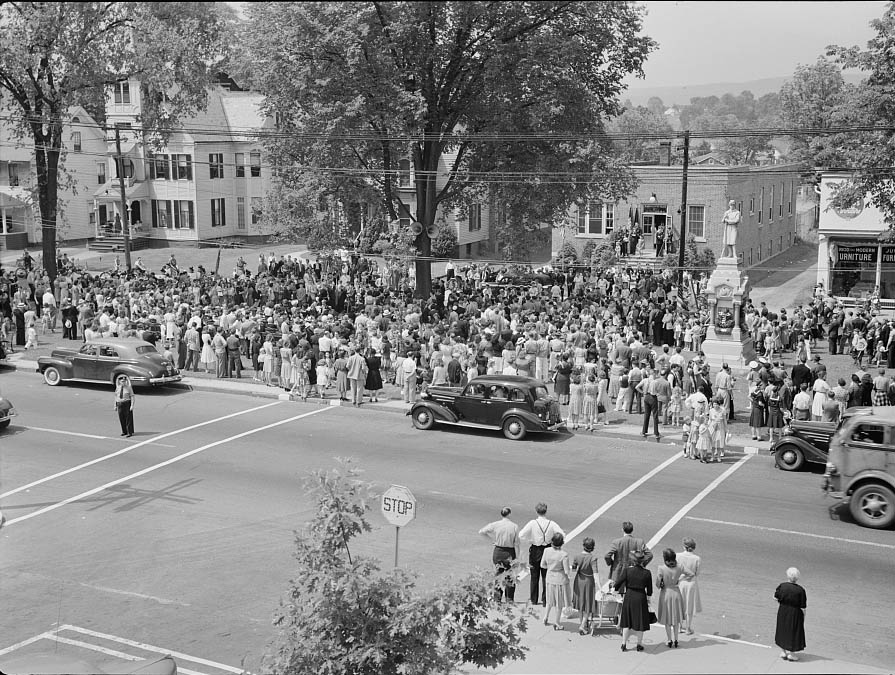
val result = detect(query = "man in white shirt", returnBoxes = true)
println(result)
[792,382,812,421]
[519,503,565,606]
[479,507,520,604]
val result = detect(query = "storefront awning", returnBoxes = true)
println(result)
[93,180,150,202]
[0,186,34,208]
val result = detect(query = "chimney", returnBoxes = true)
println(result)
[658,140,672,166]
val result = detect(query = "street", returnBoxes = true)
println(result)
[1,369,893,672]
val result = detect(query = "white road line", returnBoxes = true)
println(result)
[57,625,247,674]
[79,582,190,606]
[566,452,683,542]
[0,631,55,656]
[4,407,330,528]
[685,516,895,551]
[27,426,108,440]
[647,456,751,549]
[46,635,209,675]
[698,633,772,649]
[0,401,282,500]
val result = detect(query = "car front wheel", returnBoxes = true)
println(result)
[774,444,805,471]
[502,416,527,441]
[43,367,62,386]
[411,407,435,431]
[850,483,895,529]
[0,419,9,430]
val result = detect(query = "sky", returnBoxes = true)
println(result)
[626,1,889,88]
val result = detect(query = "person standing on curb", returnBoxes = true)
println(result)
[604,521,653,588]
[677,537,702,635]
[637,369,661,439]
[478,507,519,605]
[114,374,135,438]
[774,567,807,662]
[519,503,564,606]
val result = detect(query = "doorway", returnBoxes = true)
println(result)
[641,204,667,255]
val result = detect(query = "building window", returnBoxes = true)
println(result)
[249,151,261,177]
[468,203,482,231]
[209,153,224,179]
[577,202,613,236]
[688,205,706,239]
[7,163,19,186]
[779,182,784,217]
[211,198,226,227]
[114,81,130,104]
[769,240,773,256]
[235,153,245,178]
[173,154,192,180]
[398,217,410,232]
[88,209,96,227]
[398,158,412,188]
[749,195,754,214]
[769,185,774,222]
[151,200,172,229]
[759,243,763,259]
[251,196,262,225]
[780,235,783,250]
[789,180,795,214]
[71,132,81,152]
[237,197,246,229]
[148,153,170,180]
[758,187,763,224]
[173,200,194,229]
[97,162,106,185]
[115,158,134,179]
[749,248,753,266]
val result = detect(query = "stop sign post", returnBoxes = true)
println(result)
[381,485,416,567]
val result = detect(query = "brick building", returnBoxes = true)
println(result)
[552,163,803,269]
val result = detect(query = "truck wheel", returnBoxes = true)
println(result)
[43,367,62,386]
[774,444,804,471]
[411,407,435,431]
[850,483,895,529]
[502,416,527,441]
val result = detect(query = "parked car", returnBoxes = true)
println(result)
[772,407,874,471]
[407,374,564,441]
[0,394,16,430]
[0,653,176,675]
[37,338,181,388]
[823,407,895,529]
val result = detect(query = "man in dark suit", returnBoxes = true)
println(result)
[790,356,813,392]
[604,521,653,587]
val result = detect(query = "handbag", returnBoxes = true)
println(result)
[648,610,659,624]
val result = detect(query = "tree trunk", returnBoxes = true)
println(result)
[31,121,60,281]
[412,138,440,299]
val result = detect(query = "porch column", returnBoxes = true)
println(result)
[877,243,883,290]
[1,207,6,235]
[93,199,99,238]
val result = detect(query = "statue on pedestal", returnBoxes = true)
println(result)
[721,199,740,259]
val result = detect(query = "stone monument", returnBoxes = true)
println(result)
[700,200,757,369]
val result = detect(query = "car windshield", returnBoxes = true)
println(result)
[533,385,550,400]
[135,345,158,355]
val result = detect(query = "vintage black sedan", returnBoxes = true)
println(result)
[407,374,564,441]
[772,407,874,471]
[0,394,15,430]
[37,338,182,388]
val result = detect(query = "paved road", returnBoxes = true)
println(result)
[1,370,892,672]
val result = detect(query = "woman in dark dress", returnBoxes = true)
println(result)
[774,567,807,661]
[365,348,383,402]
[612,550,653,652]
[553,354,572,405]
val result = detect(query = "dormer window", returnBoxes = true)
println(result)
[114,81,130,104]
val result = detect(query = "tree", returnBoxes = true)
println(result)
[663,235,715,277]
[646,96,666,117]
[264,459,527,675]
[608,105,673,163]
[0,2,226,279]
[824,3,895,226]
[779,56,855,165]
[246,1,655,298]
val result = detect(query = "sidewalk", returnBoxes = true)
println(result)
[464,607,891,674]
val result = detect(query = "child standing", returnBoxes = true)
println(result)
[568,373,583,430]
[709,399,726,462]
[582,373,599,431]
[316,353,331,398]
[668,382,683,427]
[695,414,712,463]
[682,417,694,458]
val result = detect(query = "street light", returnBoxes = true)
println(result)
[649,193,658,204]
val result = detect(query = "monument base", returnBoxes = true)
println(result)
[701,255,756,371]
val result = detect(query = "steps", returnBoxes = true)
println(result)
[88,235,150,253]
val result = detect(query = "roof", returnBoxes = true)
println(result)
[184,86,269,143]
[467,374,549,387]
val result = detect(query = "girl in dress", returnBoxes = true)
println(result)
[668,382,683,427]
[608,361,622,402]
[568,373,583,430]
[261,340,274,386]
[709,398,726,462]
[333,349,349,400]
[200,327,216,374]
[316,353,331,398]
[595,370,610,427]
[291,349,309,400]
[279,340,293,392]
[695,413,712,463]
[582,373,599,432]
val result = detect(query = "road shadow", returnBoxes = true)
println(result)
[426,423,574,444]
[41,380,190,398]
[5,478,204,514]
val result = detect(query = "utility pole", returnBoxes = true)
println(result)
[677,130,690,289]
[113,123,133,272]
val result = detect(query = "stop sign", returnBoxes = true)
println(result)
[381,485,417,527]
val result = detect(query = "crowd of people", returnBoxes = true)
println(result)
[1,247,891,446]
[479,505,806,659]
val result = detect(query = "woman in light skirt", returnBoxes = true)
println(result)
[677,538,702,635]
[541,533,571,631]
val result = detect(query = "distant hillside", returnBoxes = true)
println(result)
[624,72,864,107]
